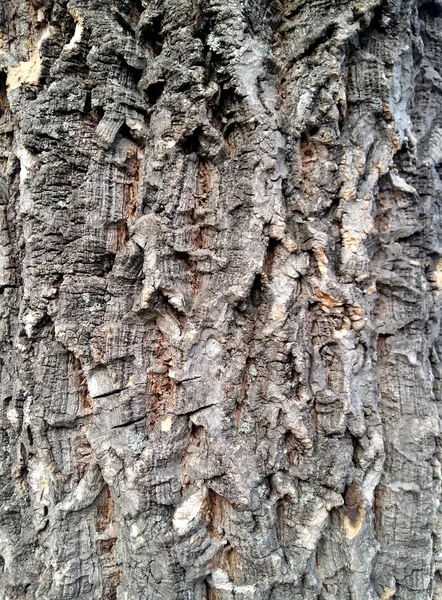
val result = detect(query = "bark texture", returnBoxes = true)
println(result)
[1,0,442,598]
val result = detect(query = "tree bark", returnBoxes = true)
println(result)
[1,0,442,598]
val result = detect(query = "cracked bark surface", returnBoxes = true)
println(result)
[1,0,442,598]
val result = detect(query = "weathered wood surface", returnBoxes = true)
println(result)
[0,0,442,598]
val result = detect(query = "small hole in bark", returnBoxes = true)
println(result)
[20,443,28,480]
[32,314,54,338]
[90,105,104,124]
[145,80,165,105]
[376,333,392,359]
[194,10,216,45]
[263,237,278,277]
[219,86,238,115]
[84,91,92,113]
[177,80,192,93]
[148,289,168,310]
[102,252,116,275]
[189,421,204,440]
[131,0,143,24]
[118,122,143,147]
[181,126,202,155]
[124,63,144,87]
[305,126,319,138]
[250,273,263,307]
[139,14,164,56]
[61,8,76,39]
[0,72,7,118]
[20,463,29,481]
[222,121,236,140]
[27,425,34,446]
[175,250,190,261]
[419,2,442,18]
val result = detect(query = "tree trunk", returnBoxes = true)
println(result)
[1,0,441,598]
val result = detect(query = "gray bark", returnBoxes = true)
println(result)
[0,0,441,598]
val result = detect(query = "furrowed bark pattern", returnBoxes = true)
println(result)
[0,0,441,598]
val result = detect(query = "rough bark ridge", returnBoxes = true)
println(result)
[0,0,441,598]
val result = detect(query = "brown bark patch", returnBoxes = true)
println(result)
[219,547,243,584]
[0,72,8,115]
[68,353,93,412]
[147,331,178,427]
[123,183,137,219]
[197,159,214,198]
[123,148,140,219]
[147,370,176,427]
[204,489,230,540]
[235,358,251,427]
[342,480,365,539]
[98,537,117,554]
[97,484,114,532]
[116,221,129,251]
